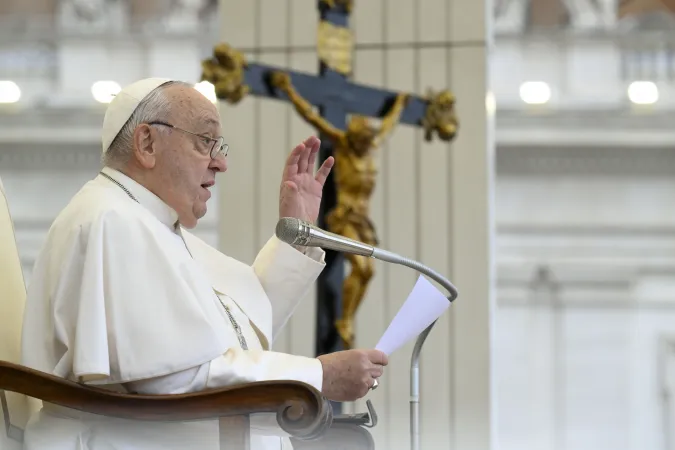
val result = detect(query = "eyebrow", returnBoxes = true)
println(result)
[193,116,221,136]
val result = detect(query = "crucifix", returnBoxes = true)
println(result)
[201,0,458,359]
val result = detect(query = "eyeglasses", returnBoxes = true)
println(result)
[147,121,228,159]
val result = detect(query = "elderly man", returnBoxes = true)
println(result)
[19,78,387,450]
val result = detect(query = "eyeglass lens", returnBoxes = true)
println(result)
[211,137,228,159]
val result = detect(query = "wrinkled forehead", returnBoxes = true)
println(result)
[170,88,222,132]
[195,111,222,135]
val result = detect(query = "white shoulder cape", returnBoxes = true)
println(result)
[22,182,232,385]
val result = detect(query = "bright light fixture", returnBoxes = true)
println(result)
[485,91,496,116]
[91,81,121,104]
[194,81,217,103]
[0,81,21,104]
[519,81,551,105]
[627,81,658,105]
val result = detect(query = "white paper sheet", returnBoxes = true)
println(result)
[375,275,450,356]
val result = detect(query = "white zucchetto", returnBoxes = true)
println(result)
[101,77,174,154]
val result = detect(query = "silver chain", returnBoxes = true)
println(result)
[100,172,139,203]
[219,300,249,350]
[99,171,248,351]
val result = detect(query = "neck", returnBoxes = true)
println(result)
[100,165,183,231]
[105,163,158,197]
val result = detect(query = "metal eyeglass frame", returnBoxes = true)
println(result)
[147,120,228,159]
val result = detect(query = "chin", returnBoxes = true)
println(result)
[176,210,198,230]
[192,205,208,222]
[179,217,199,229]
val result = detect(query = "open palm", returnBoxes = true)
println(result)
[279,136,334,224]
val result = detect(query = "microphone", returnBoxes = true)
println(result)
[275,217,458,450]
[275,216,374,256]
[275,217,458,298]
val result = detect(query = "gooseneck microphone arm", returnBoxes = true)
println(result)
[275,217,459,450]
[371,248,458,450]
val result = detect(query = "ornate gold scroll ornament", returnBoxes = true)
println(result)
[317,20,354,75]
[421,89,459,142]
[200,43,249,104]
[321,0,354,13]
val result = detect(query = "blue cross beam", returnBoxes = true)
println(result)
[199,1,457,145]
[200,46,458,144]
[201,2,458,366]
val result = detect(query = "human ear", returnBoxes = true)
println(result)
[132,124,157,169]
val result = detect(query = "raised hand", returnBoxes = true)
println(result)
[279,136,334,224]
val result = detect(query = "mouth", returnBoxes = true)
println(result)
[201,181,215,190]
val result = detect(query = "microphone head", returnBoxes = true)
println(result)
[275,217,304,245]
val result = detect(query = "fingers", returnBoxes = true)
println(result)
[362,349,387,386]
[303,135,320,150]
[358,372,378,397]
[307,140,319,169]
[366,349,389,366]
[284,136,322,182]
[297,147,309,174]
[315,156,334,185]
[285,142,304,178]
[297,136,319,175]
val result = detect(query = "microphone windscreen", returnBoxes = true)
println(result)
[275,217,302,244]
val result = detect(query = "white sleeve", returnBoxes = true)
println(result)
[205,348,323,391]
[122,349,323,395]
[122,363,209,394]
[252,236,326,341]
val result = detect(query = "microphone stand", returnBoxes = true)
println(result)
[274,217,458,450]
[370,248,459,450]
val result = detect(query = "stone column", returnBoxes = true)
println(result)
[444,0,495,448]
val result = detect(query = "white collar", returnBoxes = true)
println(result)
[99,167,180,230]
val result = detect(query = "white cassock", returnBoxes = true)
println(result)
[20,167,326,450]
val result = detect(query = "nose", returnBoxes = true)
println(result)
[209,154,227,172]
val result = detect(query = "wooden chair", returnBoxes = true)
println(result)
[0,176,374,450]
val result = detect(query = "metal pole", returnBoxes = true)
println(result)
[371,248,459,450]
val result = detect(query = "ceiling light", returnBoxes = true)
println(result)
[91,81,121,104]
[194,81,217,104]
[519,81,551,105]
[0,81,21,104]
[627,81,658,105]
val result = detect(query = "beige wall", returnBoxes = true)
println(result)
[0,0,54,15]
[216,1,494,449]
[128,0,163,21]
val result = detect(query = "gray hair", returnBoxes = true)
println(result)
[102,80,193,168]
